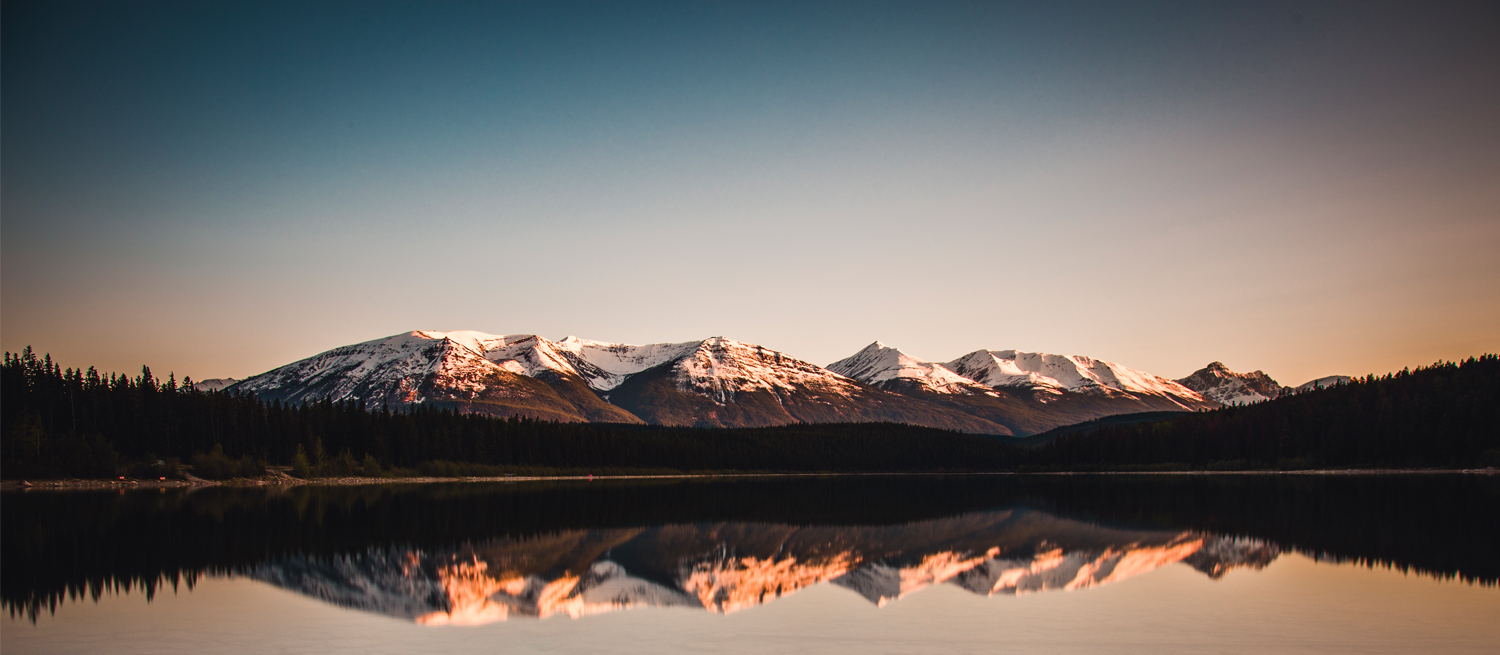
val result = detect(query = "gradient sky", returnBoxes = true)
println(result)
[4,0,1498,386]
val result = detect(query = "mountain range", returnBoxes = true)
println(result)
[220,330,1343,436]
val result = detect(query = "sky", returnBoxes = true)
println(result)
[3,0,1498,386]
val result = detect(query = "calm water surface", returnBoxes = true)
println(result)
[4,474,1498,654]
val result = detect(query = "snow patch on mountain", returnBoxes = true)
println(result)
[1181,537,1280,579]
[943,349,1207,407]
[192,378,238,392]
[247,548,451,621]
[828,342,991,395]
[477,334,584,379]
[948,536,1206,596]
[230,331,546,407]
[250,549,700,626]
[1176,362,1283,405]
[676,548,857,613]
[673,337,861,403]
[553,336,701,390]
[1296,375,1352,391]
[456,560,699,622]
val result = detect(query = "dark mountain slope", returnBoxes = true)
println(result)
[605,361,1014,435]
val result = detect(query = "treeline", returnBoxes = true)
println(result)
[0,347,1018,478]
[1026,355,1500,470]
[3,347,1497,478]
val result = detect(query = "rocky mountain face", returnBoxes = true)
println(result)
[1175,363,1353,405]
[1176,361,1286,405]
[245,510,1280,624]
[600,338,1012,433]
[228,332,641,423]
[227,330,1277,436]
[828,342,1217,435]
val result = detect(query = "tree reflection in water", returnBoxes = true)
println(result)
[4,474,1495,623]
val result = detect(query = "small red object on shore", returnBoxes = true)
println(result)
[159,477,165,481]
[119,476,125,480]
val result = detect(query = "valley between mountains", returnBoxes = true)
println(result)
[210,331,1345,437]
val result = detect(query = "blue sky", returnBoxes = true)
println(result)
[4,0,1497,384]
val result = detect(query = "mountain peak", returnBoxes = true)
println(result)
[829,342,981,395]
[941,349,1207,407]
[1295,375,1352,391]
[1176,362,1282,405]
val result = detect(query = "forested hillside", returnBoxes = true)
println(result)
[1026,355,1500,470]
[0,347,1017,478]
[2,347,1495,478]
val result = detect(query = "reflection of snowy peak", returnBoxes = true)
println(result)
[246,513,1279,626]
[247,547,452,621]
[677,547,858,613]
[947,538,1206,597]
[249,551,699,626]
[1182,537,1281,579]
[1176,362,1284,405]
[421,559,700,625]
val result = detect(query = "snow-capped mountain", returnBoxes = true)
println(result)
[942,349,1208,407]
[191,377,238,392]
[227,331,1012,433]
[551,336,701,391]
[1296,375,1352,392]
[828,342,993,395]
[592,336,1011,432]
[1176,362,1285,405]
[230,331,640,423]
[225,330,1274,436]
[826,342,1216,434]
[1174,364,1354,405]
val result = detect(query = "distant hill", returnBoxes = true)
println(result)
[191,378,238,392]
[1012,411,1188,447]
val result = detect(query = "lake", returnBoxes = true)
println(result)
[4,474,1497,654]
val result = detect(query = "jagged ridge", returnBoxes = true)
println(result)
[227,330,1335,436]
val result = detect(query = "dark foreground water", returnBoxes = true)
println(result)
[4,474,1498,654]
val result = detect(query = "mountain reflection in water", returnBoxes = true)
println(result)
[4,474,1494,624]
[247,511,1278,625]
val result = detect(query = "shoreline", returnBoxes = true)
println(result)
[3,467,1495,491]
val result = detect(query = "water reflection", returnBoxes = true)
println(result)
[3,474,1495,624]
[249,512,1279,624]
